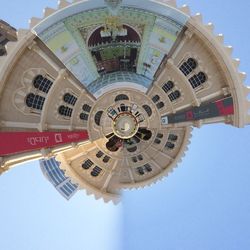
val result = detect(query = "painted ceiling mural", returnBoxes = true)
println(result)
[33,1,188,94]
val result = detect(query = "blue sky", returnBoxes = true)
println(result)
[1,1,250,250]
[123,1,250,250]
[0,2,122,250]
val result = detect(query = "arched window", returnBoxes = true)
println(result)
[82,104,92,113]
[137,167,144,175]
[120,103,129,112]
[152,95,160,103]
[156,133,163,139]
[25,93,45,110]
[137,164,152,175]
[80,104,92,122]
[63,93,77,106]
[80,113,89,121]
[137,128,152,141]
[106,135,121,152]
[58,105,73,117]
[165,142,175,150]
[127,146,137,153]
[189,72,207,89]
[162,81,174,93]
[168,90,181,102]
[132,136,141,143]
[138,155,143,161]
[179,58,197,76]
[33,75,53,93]
[142,105,152,117]
[168,134,178,142]
[132,157,138,163]
[96,151,104,158]
[106,133,114,139]
[144,164,152,172]
[91,166,102,177]
[156,101,164,109]
[94,111,103,126]
[115,94,129,102]
[154,138,161,144]
[82,159,94,170]
[103,156,110,163]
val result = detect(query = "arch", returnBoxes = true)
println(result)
[189,72,207,89]
[106,135,121,152]
[103,156,110,163]
[144,164,152,172]
[33,75,53,93]
[82,104,92,113]
[82,159,94,170]
[80,113,89,121]
[96,151,104,158]
[154,138,161,144]
[142,104,152,117]
[156,133,163,139]
[106,133,114,139]
[25,93,45,110]
[14,68,52,115]
[156,101,164,109]
[168,90,181,102]
[115,94,129,102]
[88,24,141,47]
[132,136,140,143]
[91,166,102,177]
[63,93,77,106]
[137,128,152,141]
[132,157,138,163]
[127,146,137,153]
[138,155,143,161]
[168,134,178,142]
[179,58,197,76]
[58,105,73,117]
[162,81,174,93]
[152,95,160,103]
[165,142,175,150]
[94,111,104,126]
[137,167,144,175]
[120,103,128,112]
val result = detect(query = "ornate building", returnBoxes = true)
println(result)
[0,20,17,56]
[0,0,249,203]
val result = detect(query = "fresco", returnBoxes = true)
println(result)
[39,22,99,84]
[34,2,188,93]
[138,17,184,79]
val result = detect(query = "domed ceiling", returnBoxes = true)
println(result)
[32,0,188,92]
[0,0,249,203]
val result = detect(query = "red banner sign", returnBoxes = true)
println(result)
[0,131,89,156]
[215,99,234,116]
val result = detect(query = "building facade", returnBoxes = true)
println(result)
[0,20,17,56]
[40,157,78,200]
[0,0,249,203]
